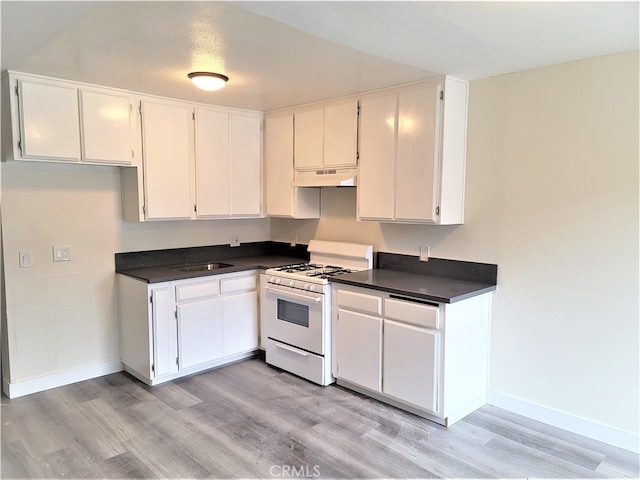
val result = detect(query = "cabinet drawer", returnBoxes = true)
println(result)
[336,289,382,315]
[266,339,327,385]
[175,279,219,302]
[220,274,256,295]
[384,298,439,329]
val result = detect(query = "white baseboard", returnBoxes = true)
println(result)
[2,360,123,399]
[487,390,639,454]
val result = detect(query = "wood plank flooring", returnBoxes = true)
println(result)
[2,358,638,479]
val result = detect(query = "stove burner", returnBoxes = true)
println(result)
[275,263,323,273]
[306,267,355,279]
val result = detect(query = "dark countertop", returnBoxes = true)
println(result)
[115,244,498,302]
[117,255,305,284]
[329,269,496,303]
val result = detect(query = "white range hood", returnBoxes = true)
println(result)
[293,168,357,187]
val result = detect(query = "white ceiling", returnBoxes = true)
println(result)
[1,1,638,112]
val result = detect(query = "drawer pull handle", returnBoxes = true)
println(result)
[389,294,439,307]
[276,343,308,357]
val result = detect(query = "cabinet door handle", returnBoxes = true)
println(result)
[276,343,308,357]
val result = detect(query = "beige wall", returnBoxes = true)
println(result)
[0,161,269,383]
[1,162,123,382]
[272,51,640,437]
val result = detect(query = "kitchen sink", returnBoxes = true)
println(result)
[171,262,233,272]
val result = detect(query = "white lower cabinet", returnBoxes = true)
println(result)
[177,298,224,370]
[383,319,438,412]
[118,270,259,386]
[222,291,259,356]
[332,284,491,426]
[336,309,382,392]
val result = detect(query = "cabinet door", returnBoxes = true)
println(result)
[294,108,323,170]
[17,80,81,161]
[265,115,294,216]
[79,89,132,165]
[324,101,358,168]
[195,108,230,217]
[383,319,438,412]
[230,114,262,216]
[222,291,259,356]
[265,115,320,218]
[177,298,223,370]
[395,84,441,222]
[152,287,178,377]
[336,308,382,391]
[357,93,396,221]
[141,100,193,220]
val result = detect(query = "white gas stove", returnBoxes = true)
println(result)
[265,263,359,293]
[265,240,373,292]
[263,240,373,385]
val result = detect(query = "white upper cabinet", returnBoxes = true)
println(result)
[121,101,262,222]
[323,100,359,168]
[294,108,324,170]
[293,100,358,171]
[140,98,194,220]
[195,108,230,217]
[16,79,81,162]
[194,108,262,218]
[229,114,262,217]
[358,77,468,225]
[357,93,397,221]
[395,83,441,222]
[79,89,134,165]
[4,73,134,165]
[264,113,320,218]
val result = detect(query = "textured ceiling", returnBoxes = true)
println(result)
[1,1,637,112]
[235,1,639,80]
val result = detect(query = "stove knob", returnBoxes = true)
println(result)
[289,280,295,287]
[269,276,275,283]
[275,278,281,284]
[303,283,309,290]
[309,284,316,291]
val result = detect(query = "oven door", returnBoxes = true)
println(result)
[263,283,326,355]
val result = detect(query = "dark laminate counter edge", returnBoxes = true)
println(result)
[329,269,497,304]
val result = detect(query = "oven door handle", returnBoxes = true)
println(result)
[263,286,323,303]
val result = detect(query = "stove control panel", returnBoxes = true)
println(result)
[266,275,325,294]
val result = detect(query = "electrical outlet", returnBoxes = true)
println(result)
[419,245,430,262]
[53,245,72,262]
[230,235,240,247]
[290,232,298,247]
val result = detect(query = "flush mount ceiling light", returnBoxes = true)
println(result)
[188,72,229,91]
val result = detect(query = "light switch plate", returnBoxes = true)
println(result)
[419,245,430,262]
[19,251,32,268]
[53,245,72,262]
[230,235,240,247]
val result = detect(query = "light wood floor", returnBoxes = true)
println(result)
[2,358,638,479]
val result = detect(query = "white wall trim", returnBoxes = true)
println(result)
[487,390,640,454]
[2,360,123,399]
